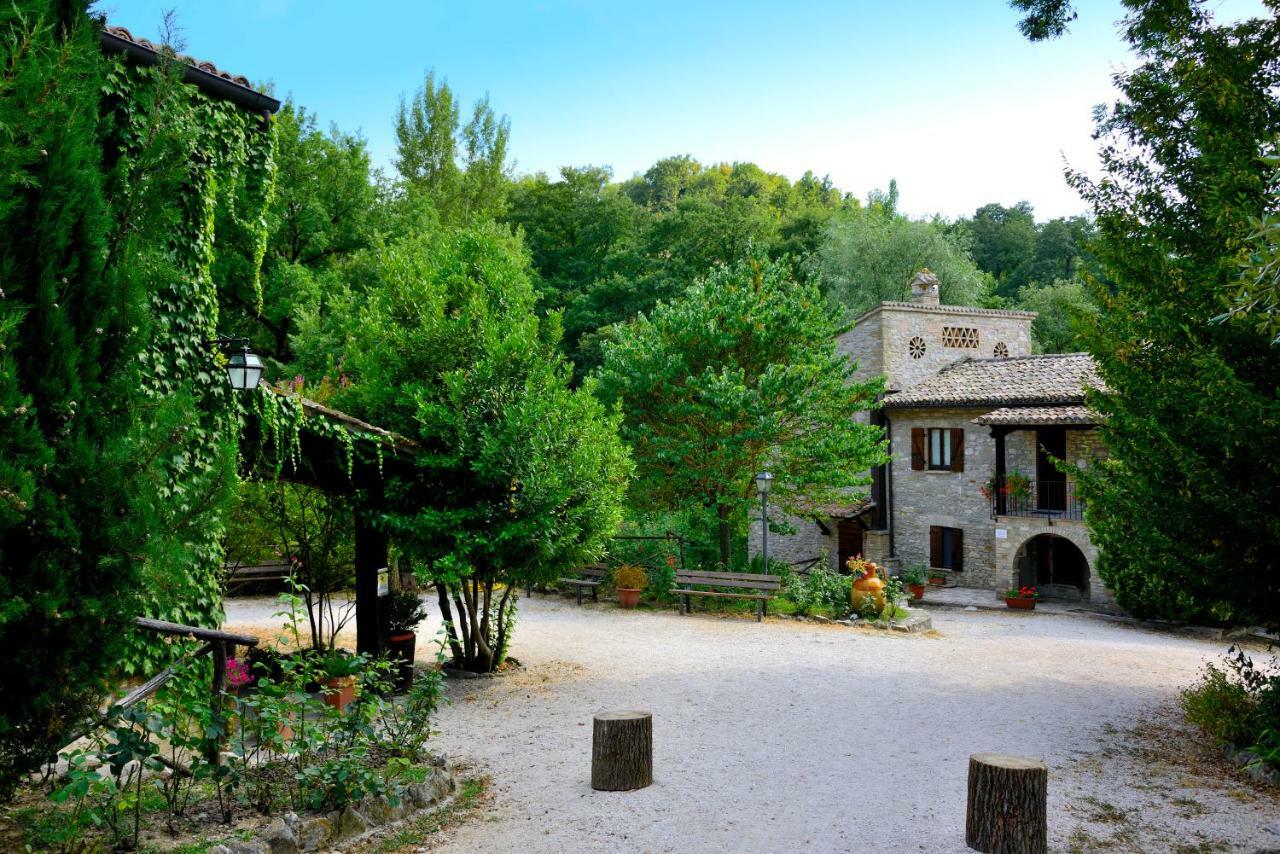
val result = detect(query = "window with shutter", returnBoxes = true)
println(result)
[911,428,925,470]
[949,429,965,472]
[927,428,958,470]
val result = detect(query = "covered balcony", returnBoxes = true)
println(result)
[973,404,1100,523]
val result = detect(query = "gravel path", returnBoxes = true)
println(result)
[225,594,1279,853]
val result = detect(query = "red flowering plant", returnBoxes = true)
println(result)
[225,657,254,690]
[1004,585,1038,600]
[980,471,1033,502]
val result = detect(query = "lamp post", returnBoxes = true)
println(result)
[755,471,773,573]
[212,337,263,390]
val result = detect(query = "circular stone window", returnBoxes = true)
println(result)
[993,341,1009,358]
[908,336,926,359]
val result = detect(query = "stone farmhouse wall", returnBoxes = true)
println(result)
[837,304,1035,391]
[887,406,1001,589]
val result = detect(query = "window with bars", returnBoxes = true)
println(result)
[942,326,979,349]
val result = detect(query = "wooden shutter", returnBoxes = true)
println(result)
[929,526,941,568]
[949,429,965,472]
[911,428,926,471]
[950,528,964,572]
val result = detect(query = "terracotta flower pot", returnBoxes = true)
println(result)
[385,631,417,694]
[617,588,642,609]
[908,583,925,602]
[928,575,946,586]
[322,675,356,711]
[1004,596,1036,610]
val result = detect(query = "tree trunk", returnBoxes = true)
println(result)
[591,711,652,791]
[716,504,731,570]
[434,582,464,663]
[965,753,1047,854]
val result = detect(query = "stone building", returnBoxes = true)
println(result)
[749,272,1113,605]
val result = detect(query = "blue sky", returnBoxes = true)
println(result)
[97,0,1267,220]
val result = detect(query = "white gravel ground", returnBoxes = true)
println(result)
[225,594,1280,853]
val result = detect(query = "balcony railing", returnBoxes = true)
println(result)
[991,478,1084,521]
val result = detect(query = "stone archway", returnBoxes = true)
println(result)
[1013,533,1090,601]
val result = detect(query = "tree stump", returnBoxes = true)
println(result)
[965,753,1047,854]
[591,711,652,791]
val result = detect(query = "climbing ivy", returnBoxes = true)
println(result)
[98,58,279,672]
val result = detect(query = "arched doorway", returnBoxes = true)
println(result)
[1014,534,1089,600]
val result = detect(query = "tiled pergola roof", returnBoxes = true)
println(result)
[884,353,1102,409]
[972,405,1099,427]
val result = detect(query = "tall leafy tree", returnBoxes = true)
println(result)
[596,255,887,568]
[394,71,510,224]
[339,224,631,673]
[1045,0,1280,626]
[817,203,991,317]
[217,102,375,364]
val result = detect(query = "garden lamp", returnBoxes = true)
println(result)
[755,471,773,573]
[213,337,263,390]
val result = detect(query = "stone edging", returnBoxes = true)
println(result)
[1225,744,1280,787]
[209,760,455,854]
[787,608,933,634]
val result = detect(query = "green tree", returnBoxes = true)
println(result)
[963,201,1038,297]
[817,204,991,317]
[0,1,151,794]
[596,255,887,568]
[217,102,375,364]
[339,225,631,672]
[394,71,510,224]
[1016,278,1098,353]
[1046,0,1280,626]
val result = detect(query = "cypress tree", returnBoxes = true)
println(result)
[0,1,150,795]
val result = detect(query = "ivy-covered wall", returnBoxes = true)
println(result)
[99,59,277,672]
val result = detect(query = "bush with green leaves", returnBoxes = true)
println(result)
[1181,647,1279,762]
[782,565,850,617]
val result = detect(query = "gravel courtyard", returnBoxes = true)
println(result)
[225,595,1279,853]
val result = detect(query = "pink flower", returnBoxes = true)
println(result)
[226,657,253,688]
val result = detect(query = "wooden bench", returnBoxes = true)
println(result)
[674,570,782,622]
[559,563,608,605]
[223,561,292,587]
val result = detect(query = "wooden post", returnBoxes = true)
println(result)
[207,640,227,766]
[965,753,1047,854]
[354,510,386,656]
[591,711,652,791]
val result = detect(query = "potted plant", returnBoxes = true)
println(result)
[1004,585,1039,610]
[927,569,947,587]
[383,589,429,693]
[613,564,648,609]
[319,650,359,711]
[900,567,926,602]
[847,554,886,614]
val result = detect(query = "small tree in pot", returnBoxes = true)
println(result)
[383,589,429,693]
[613,565,648,609]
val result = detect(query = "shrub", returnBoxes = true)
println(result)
[613,565,649,591]
[783,565,849,616]
[383,589,429,634]
[1182,655,1264,747]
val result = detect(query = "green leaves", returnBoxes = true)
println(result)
[597,254,887,567]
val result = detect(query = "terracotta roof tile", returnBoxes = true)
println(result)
[972,405,1099,426]
[103,25,267,97]
[884,353,1102,408]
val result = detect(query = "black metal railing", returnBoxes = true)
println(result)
[991,478,1084,520]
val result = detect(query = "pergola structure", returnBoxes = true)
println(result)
[243,389,420,656]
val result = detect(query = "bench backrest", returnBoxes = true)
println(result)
[224,561,291,577]
[579,563,608,580]
[675,570,781,592]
